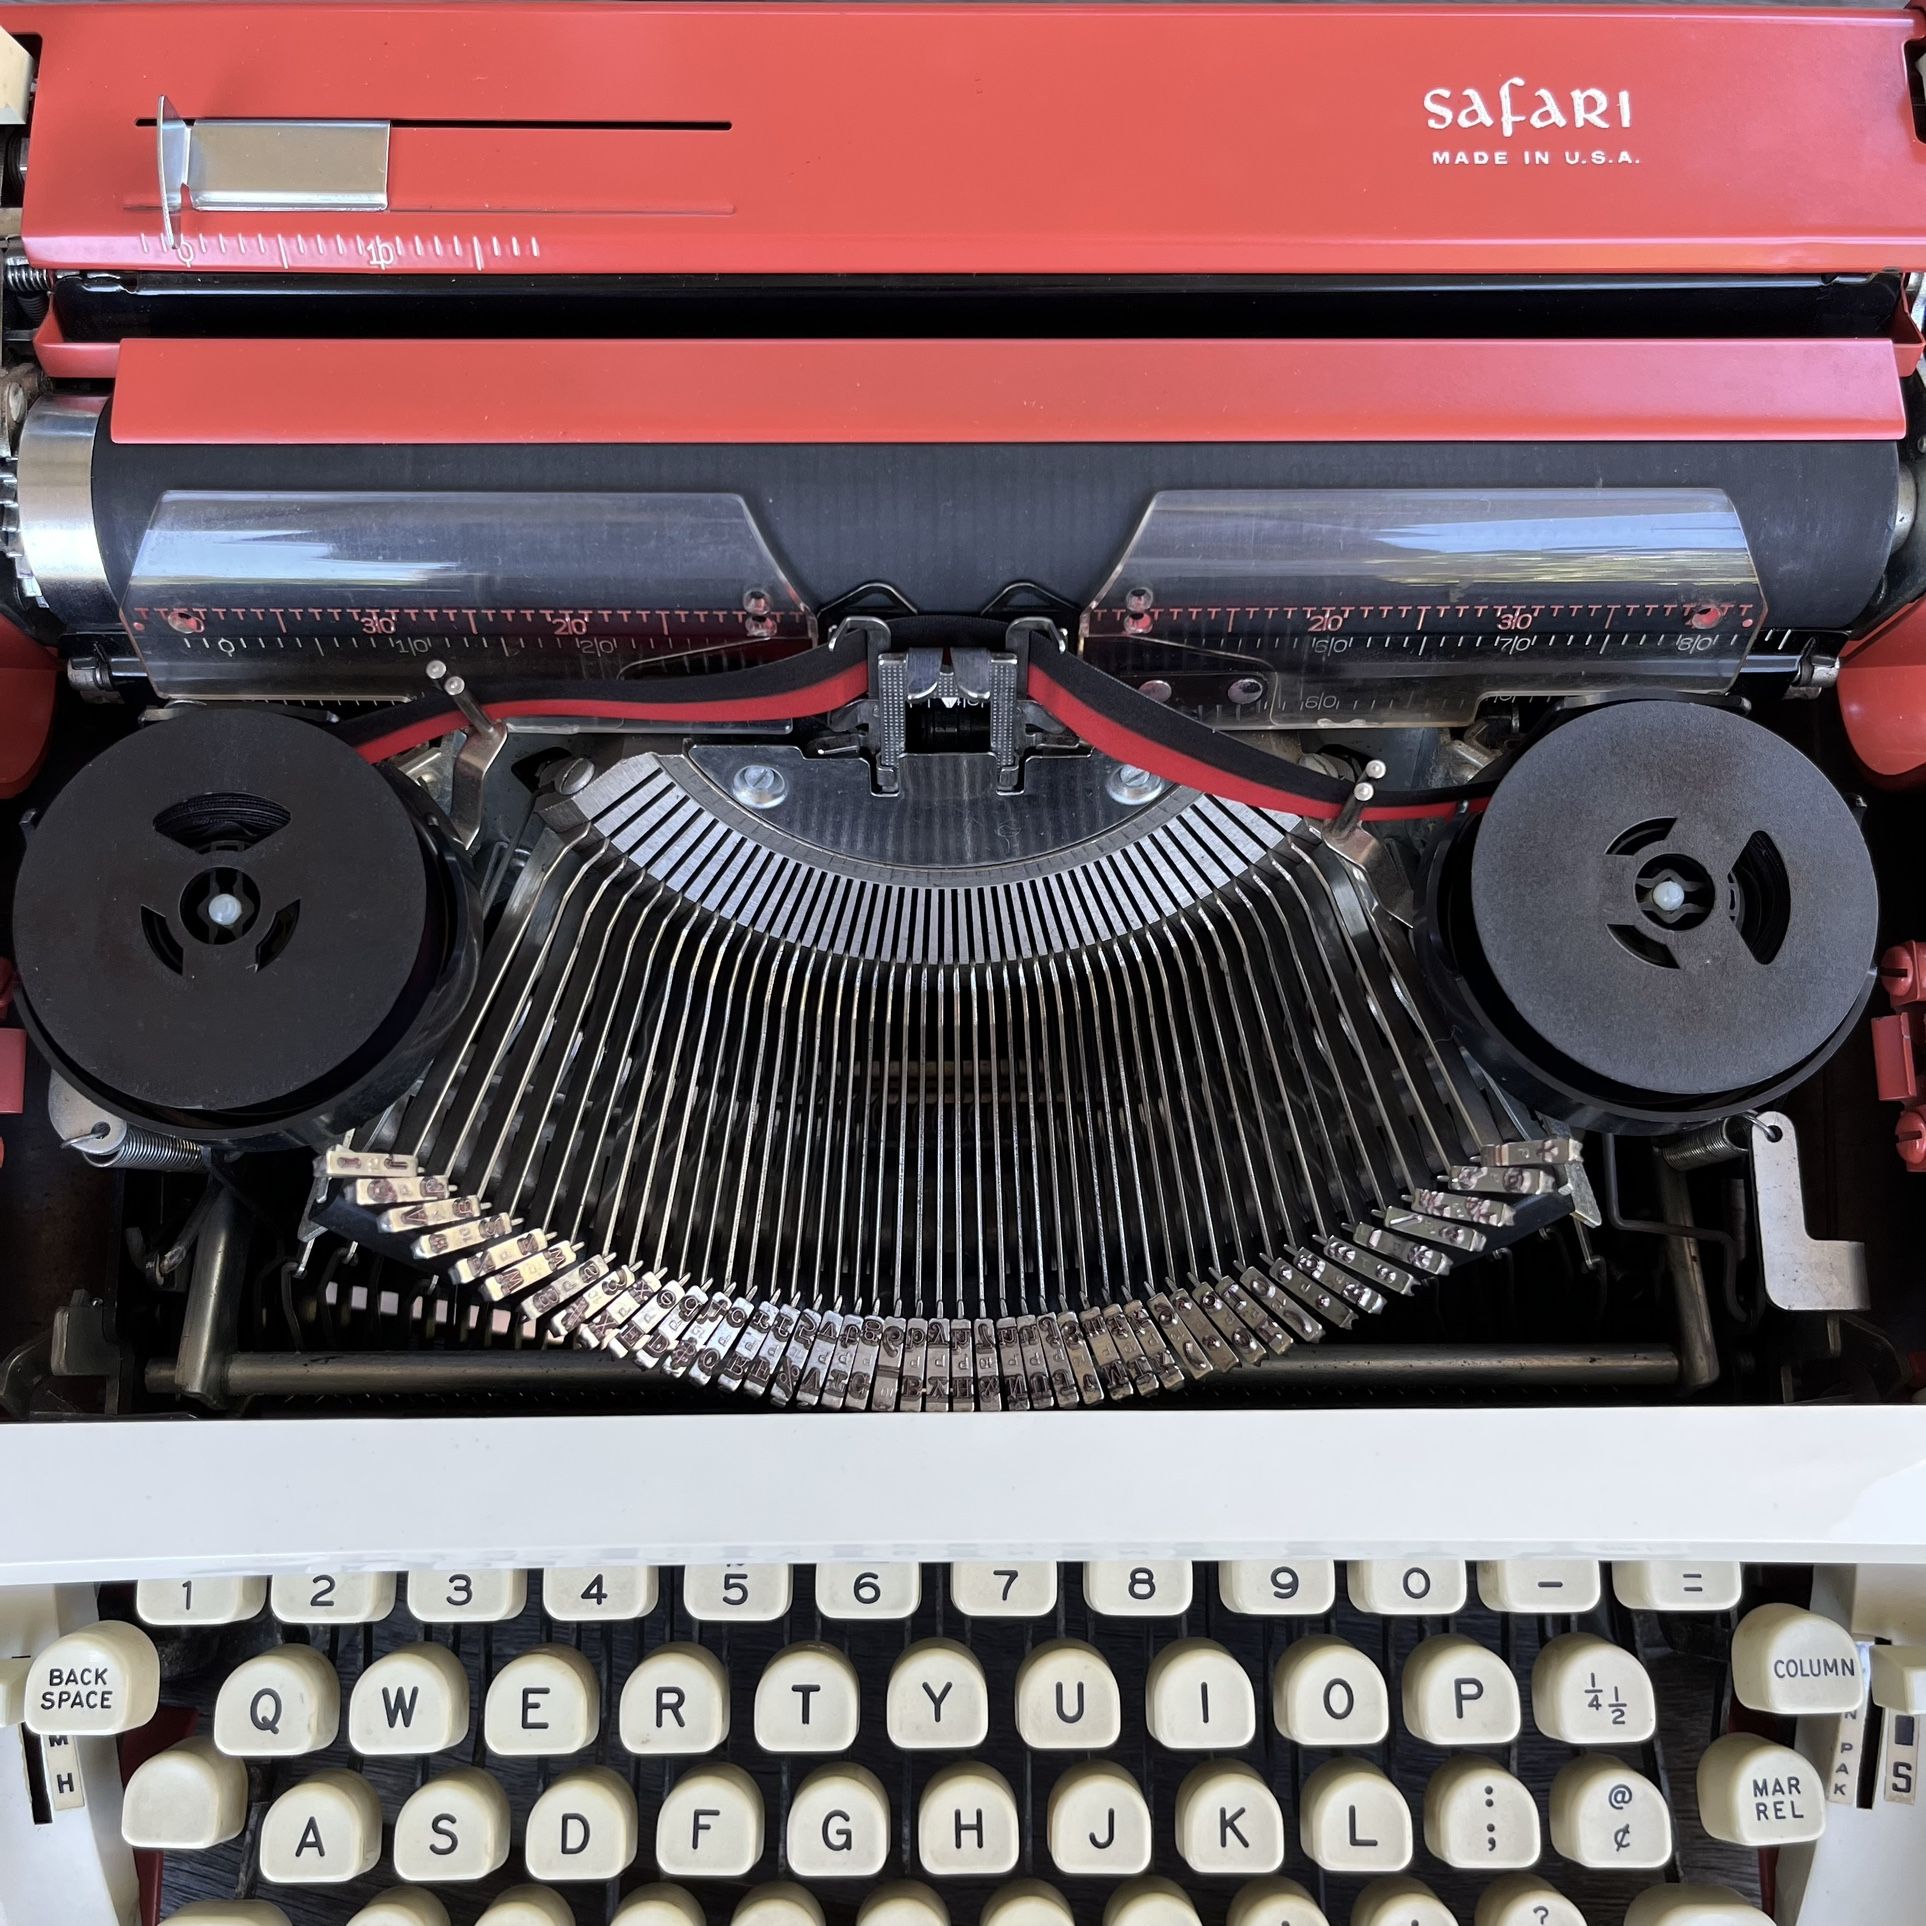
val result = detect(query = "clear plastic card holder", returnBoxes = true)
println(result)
[122,489,815,699]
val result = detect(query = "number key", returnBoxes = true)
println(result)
[542,1565,657,1621]
[950,1562,1058,1618]
[1083,1560,1192,1616]
[407,1568,526,1624]
[815,1563,920,1620]
[683,1564,792,1622]
[1218,1559,1336,1617]
[136,1575,268,1627]
[270,1571,396,1625]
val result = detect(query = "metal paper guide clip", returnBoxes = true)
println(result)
[157,97,389,245]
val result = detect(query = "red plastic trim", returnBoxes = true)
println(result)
[0,619,56,799]
[108,337,1909,446]
[33,310,119,381]
[9,3,1926,277]
[1840,600,1926,784]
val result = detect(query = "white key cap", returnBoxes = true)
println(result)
[348,1893,450,1926]
[1476,1560,1600,1615]
[656,1761,764,1878]
[483,1642,600,1755]
[918,1760,1021,1876]
[271,1570,395,1625]
[1611,1561,1743,1612]
[1104,1877,1201,1926]
[1175,1759,1286,1875]
[1872,1645,1926,1711]
[815,1561,920,1619]
[786,1762,892,1878]
[1348,1558,1466,1616]
[888,1637,989,1749]
[258,1768,383,1884]
[858,1881,950,1926]
[683,1562,792,1621]
[1422,1756,1541,1870]
[542,1564,657,1621]
[1730,1603,1864,1715]
[348,1641,469,1755]
[524,1765,640,1880]
[1548,1755,1672,1868]
[136,1575,267,1627]
[213,1644,339,1757]
[1084,1558,1192,1616]
[1220,1559,1338,1617]
[1300,1757,1413,1872]
[1046,1760,1152,1876]
[756,1640,861,1751]
[1015,1638,1122,1748]
[735,1887,824,1926]
[1531,1633,1655,1745]
[24,1620,160,1735]
[392,1766,512,1882]
[121,1736,248,1849]
[1226,1879,1330,1926]
[1623,1889,1769,1926]
[1695,1732,1825,1846]
[1273,1635,1389,1746]
[1147,1638,1257,1749]
[168,1908,294,1925]
[0,1655,27,1724]
[982,1880,1075,1926]
[477,1890,575,1926]
[407,1567,526,1624]
[1402,1635,1520,1746]
[1354,1879,1456,1926]
[622,1640,732,1754]
[950,1561,1057,1618]
[611,1886,706,1926]
[1474,1877,1587,1926]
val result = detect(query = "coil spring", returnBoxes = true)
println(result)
[3,257,48,297]
[83,1128,207,1172]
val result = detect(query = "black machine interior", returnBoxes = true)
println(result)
[2,267,1925,1427]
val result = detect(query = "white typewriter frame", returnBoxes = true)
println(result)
[2,1406,1924,1583]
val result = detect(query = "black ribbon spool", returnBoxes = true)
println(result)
[13,708,475,1146]
[1423,700,1878,1134]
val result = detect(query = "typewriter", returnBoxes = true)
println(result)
[2,4,1926,1924]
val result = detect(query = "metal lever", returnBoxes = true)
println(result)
[1749,1110,1870,1312]
[157,96,389,247]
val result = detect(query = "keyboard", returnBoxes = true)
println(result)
[3,1412,1924,1926]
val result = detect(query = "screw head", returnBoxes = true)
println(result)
[204,890,246,929]
[1138,679,1173,704]
[731,761,789,810]
[1227,677,1265,707]
[1106,763,1166,806]
[552,756,596,797]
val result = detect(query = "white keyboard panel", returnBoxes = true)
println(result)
[0,1408,1922,1926]
[3,1408,1926,1584]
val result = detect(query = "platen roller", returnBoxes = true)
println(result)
[15,394,1902,701]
